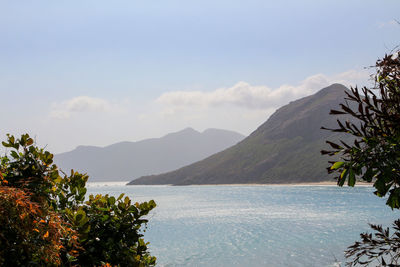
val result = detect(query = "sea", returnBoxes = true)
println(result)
[86,183,399,267]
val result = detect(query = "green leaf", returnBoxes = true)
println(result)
[364,168,376,182]
[128,206,138,213]
[118,202,126,210]
[10,151,19,159]
[2,141,11,148]
[348,168,355,187]
[386,188,400,209]
[331,161,344,170]
[108,196,116,205]
[374,178,388,197]
[20,134,27,146]
[338,169,348,186]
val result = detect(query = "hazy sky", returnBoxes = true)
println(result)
[1,0,399,153]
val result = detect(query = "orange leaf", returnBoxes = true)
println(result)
[43,231,49,238]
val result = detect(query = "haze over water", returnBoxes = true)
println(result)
[87,184,399,267]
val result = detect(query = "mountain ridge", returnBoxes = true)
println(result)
[128,83,351,185]
[54,128,245,181]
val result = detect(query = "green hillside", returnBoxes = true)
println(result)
[128,83,352,185]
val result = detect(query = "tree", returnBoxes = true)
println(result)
[322,51,400,207]
[322,51,400,266]
[0,134,156,266]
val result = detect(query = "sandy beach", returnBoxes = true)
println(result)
[164,181,374,187]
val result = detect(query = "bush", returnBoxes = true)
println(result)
[0,186,80,266]
[0,134,156,266]
[323,51,400,266]
[345,219,400,266]
[70,194,156,266]
[322,52,400,208]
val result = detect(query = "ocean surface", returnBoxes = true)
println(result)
[87,183,399,267]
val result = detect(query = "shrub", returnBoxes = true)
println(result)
[323,51,400,266]
[0,134,156,266]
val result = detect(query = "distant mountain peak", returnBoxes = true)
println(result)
[54,127,245,182]
[315,83,348,96]
[163,127,200,138]
[180,127,198,133]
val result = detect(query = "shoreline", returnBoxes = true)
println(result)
[125,181,373,187]
[174,182,372,187]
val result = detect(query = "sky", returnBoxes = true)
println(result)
[0,0,399,153]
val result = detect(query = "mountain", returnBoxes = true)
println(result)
[54,128,245,181]
[128,83,352,185]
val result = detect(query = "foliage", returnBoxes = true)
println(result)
[322,52,400,209]
[322,51,400,266]
[68,194,156,266]
[0,134,156,266]
[0,185,80,266]
[345,220,400,266]
[1,134,58,204]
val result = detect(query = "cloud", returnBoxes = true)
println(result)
[378,19,400,28]
[50,96,114,119]
[155,69,371,113]
[134,69,371,137]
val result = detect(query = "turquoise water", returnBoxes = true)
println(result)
[87,184,399,267]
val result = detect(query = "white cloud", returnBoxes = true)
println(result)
[378,19,400,28]
[135,69,371,137]
[50,96,114,119]
[155,69,370,114]
[43,70,371,152]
